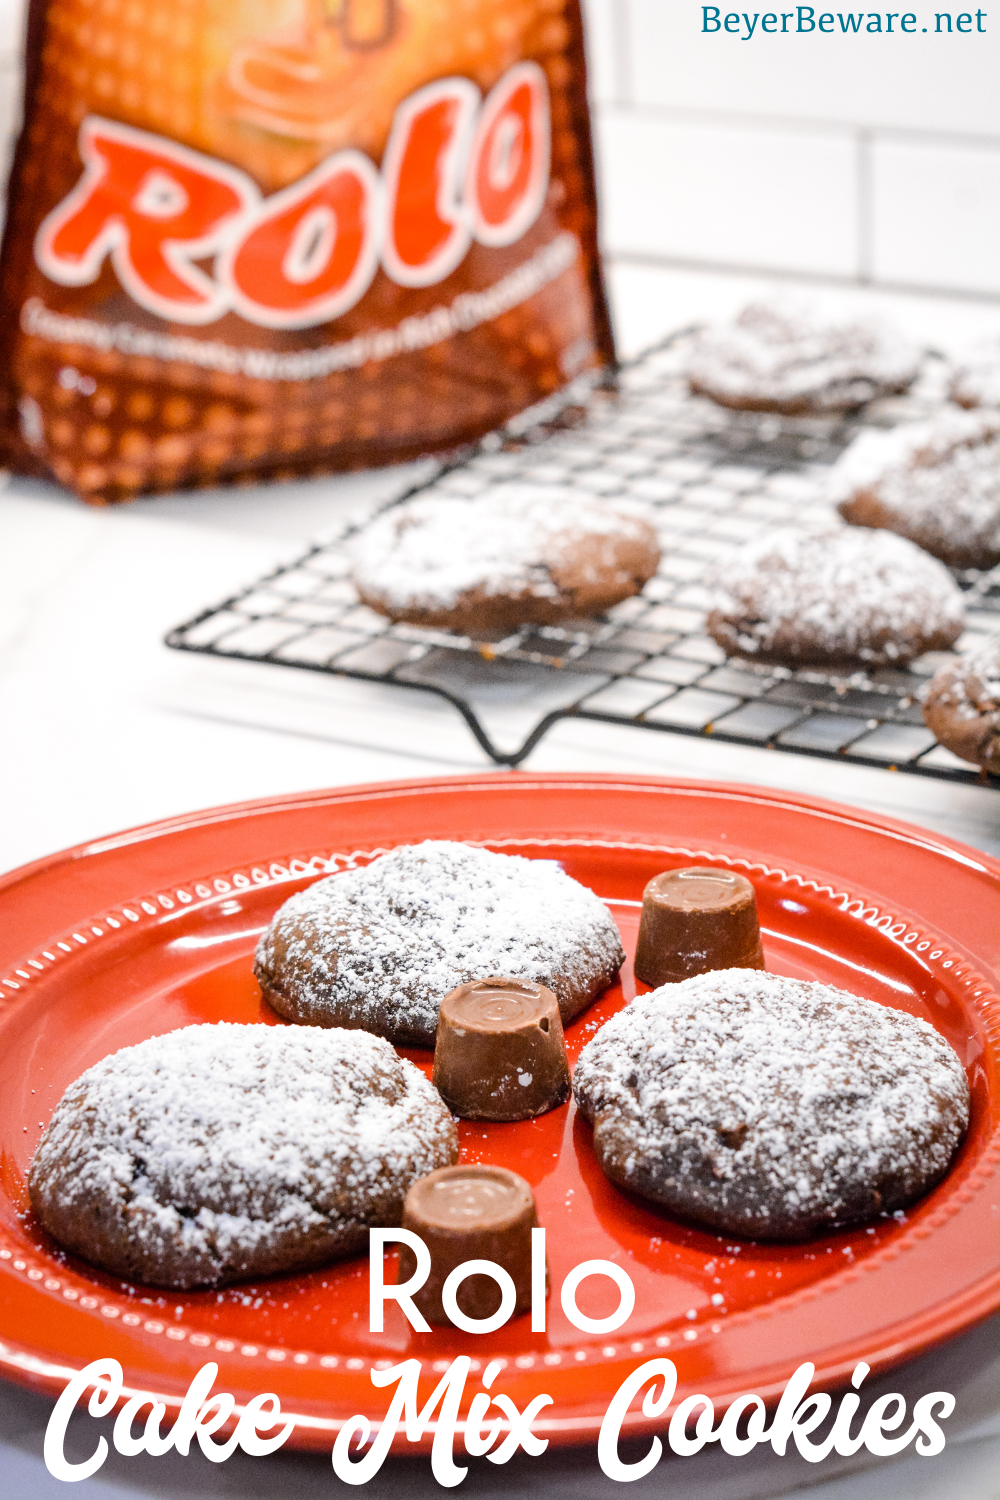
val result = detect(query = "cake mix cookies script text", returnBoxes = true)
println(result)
[44,1233,957,1485]
[41,1353,959,1483]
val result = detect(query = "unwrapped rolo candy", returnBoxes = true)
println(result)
[433,976,571,1121]
[0,0,612,502]
[634,866,766,988]
[398,1164,540,1326]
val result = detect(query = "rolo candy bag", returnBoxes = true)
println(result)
[0,0,613,503]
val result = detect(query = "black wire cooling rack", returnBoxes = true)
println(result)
[165,336,1000,786]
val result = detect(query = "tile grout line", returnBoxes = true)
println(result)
[593,99,1000,153]
[603,250,1000,306]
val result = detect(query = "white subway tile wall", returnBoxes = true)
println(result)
[579,0,624,106]
[598,112,858,275]
[625,0,999,136]
[871,137,1000,293]
[0,0,997,298]
[584,0,999,299]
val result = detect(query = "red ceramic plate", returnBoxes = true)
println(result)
[0,774,998,1451]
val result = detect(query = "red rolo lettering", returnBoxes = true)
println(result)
[381,77,478,288]
[222,149,382,328]
[34,117,258,322]
[467,62,550,248]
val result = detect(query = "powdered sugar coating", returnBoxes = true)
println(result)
[706,525,965,665]
[573,970,969,1240]
[827,409,998,496]
[255,842,625,1046]
[349,485,660,630]
[830,411,1000,570]
[950,337,1000,410]
[29,1023,457,1289]
[923,636,1000,773]
[686,302,921,414]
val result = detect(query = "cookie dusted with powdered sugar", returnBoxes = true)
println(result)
[706,525,964,667]
[923,638,1000,774]
[686,302,920,415]
[950,338,1000,411]
[573,971,969,1241]
[255,841,625,1046]
[830,410,1000,571]
[349,486,660,634]
[29,1024,457,1288]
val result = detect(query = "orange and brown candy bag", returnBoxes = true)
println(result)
[0,0,613,503]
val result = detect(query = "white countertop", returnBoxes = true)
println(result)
[1,261,998,1498]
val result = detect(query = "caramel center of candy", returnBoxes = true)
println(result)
[649,868,751,912]
[447,980,546,1031]
[419,1173,522,1226]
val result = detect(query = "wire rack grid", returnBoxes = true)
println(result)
[165,338,1000,786]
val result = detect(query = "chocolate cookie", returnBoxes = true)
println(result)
[255,841,625,1047]
[950,338,1000,411]
[706,525,965,667]
[573,971,969,1241]
[923,639,1000,774]
[29,1023,458,1289]
[686,302,920,415]
[831,411,1000,571]
[349,486,660,634]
